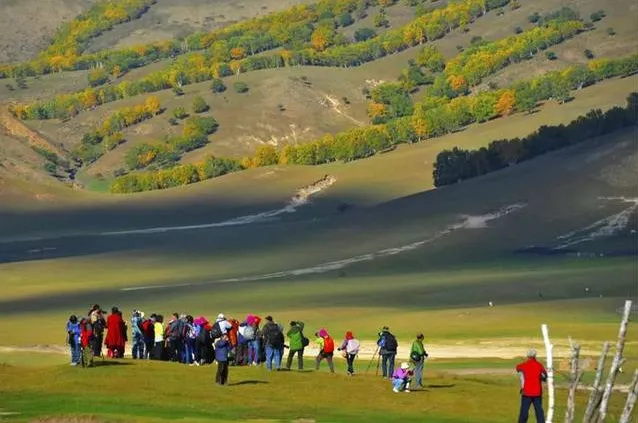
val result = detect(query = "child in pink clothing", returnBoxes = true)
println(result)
[392,362,414,392]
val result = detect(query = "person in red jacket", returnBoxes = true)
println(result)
[79,318,94,368]
[105,307,126,358]
[515,349,548,423]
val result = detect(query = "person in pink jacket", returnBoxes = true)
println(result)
[392,362,414,393]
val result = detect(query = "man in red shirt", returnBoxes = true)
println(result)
[515,349,548,423]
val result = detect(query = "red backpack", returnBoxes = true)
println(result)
[323,336,335,353]
[228,319,240,347]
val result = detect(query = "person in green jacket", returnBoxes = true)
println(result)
[410,333,428,388]
[286,321,306,370]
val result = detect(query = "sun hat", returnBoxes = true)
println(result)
[217,313,225,320]
[401,362,410,370]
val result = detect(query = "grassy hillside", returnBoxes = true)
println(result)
[0,0,99,63]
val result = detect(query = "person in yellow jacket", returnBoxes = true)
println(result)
[153,315,164,360]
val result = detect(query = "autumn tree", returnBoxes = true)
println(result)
[495,90,516,116]
[144,96,162,116]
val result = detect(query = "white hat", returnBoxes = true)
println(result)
[217,313,225,320]
[400,362,410,370]
[527,349,537,358]
[139,311,145,318]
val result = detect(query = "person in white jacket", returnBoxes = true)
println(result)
[338,331,360,376]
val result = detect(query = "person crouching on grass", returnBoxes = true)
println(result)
[516,349,547,423]
[215,334,231,386]
[392,362,413,393]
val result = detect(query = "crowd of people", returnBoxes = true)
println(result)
[65,305,429,390]
[65,304,550,421]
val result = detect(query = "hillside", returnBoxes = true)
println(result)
[0,0,635,198]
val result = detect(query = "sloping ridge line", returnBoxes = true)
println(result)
[0,106,67,159]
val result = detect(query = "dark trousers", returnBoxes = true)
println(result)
[167,339,183,362]
[286,349,304,370]
[316,352,334,373]
[346,353,356,374]
[93,334,103,357]
[216,361,229,385]
[144,339,154,359]
[381,353,396,377]
[153,342,164,360]
[518,396,545,423]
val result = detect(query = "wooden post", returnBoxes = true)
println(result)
[597,300,633,423]
[565,342,582,423]
[583,342,610,423]
[542,324,555,423]
[619,369,638,423]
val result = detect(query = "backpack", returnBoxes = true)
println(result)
[384,333,398,352]
[210,321,223,339]
[323,336,335,353]
[142,320,154,338]
[228,319,239,347]
[243,325,255,341]
[93,318,105,335]
[301,333,310,347]
[197,325,211,344]
[272,330,285,348]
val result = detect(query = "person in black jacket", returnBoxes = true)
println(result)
[377,326,398,378]
[261,316,284,371]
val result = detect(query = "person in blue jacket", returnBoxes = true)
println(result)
[66,315,81,366]
[215,334,231,385]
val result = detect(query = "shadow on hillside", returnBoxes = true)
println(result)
[426,383,455,389]
[91,360,133,367]
[228,380,268,386]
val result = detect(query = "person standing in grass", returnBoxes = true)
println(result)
[66,315,81,366]
[338,331,360,376]
[153,315,165,360]
[516,349,547,423]
[142,314,156,359]
[410,333,428,388]
[286,321,307,370]
[105,307,126,359]
[246,314,262,366]
[315,329,335,373]
[215,334,231,385]
[131,310,145,359]
[79,318,94,368]
[262,316,284,370]
[377,327,398,378]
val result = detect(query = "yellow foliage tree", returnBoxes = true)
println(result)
[495,90,516,116]
[144,96,161,115]
[367,102,387,120]
[310,26,334,52]
[229,60,243,75]
[111,65,122,79]
[230,47,246,60]
[447,74,467,91]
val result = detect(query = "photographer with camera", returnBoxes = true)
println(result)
[410,333,428,388]
[377,326,398,378]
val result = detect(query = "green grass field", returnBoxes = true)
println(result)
[0,354,632,423]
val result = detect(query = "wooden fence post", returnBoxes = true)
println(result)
[582,342,610,423]
[565,342,582,423]
[542,324,555,423]
[619,369,638,423]
[597,300,633,423]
